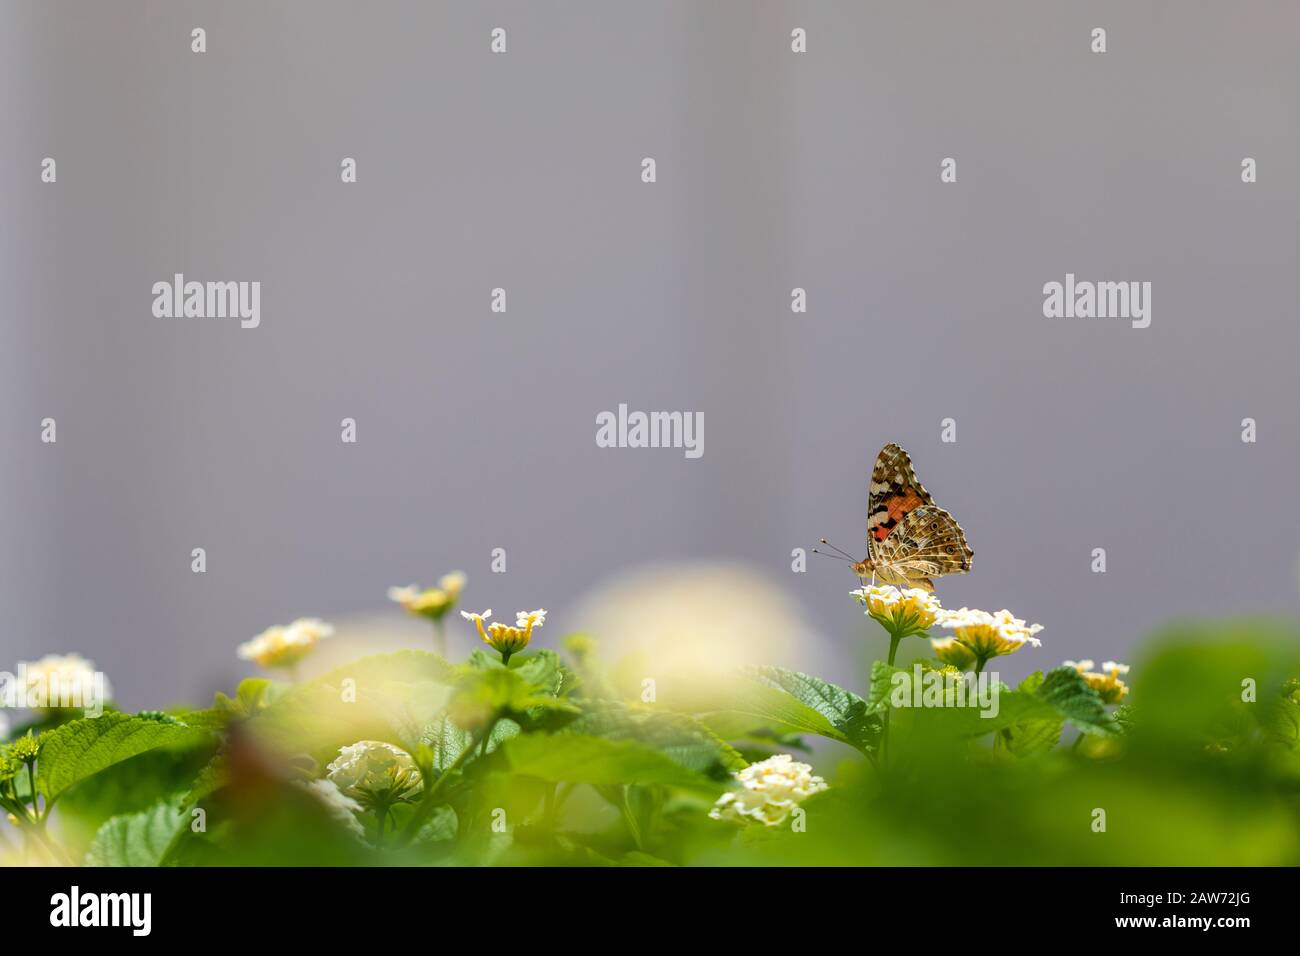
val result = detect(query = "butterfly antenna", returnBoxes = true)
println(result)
[811,548,849,563]
[818,538,856,560]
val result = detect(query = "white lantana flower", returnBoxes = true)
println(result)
[709,754,828,827]
[325,740,423,806]
[237,618,334,670]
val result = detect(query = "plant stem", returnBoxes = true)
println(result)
[26,764,39,821]
[880,630,904,767]
[887,633,903,667]
[432,618,447,657]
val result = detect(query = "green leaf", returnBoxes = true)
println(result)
[1000,717,1064,757]
[868,662,1114,745]
[495,734,720,793]
[701,666,880,753]
[564,701,746,775]
[1036,667,1115,735]
[84,799,188,867]
[39,713,210,802]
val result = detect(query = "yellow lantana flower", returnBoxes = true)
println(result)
[851,584,944,638]
[462,608,546,664]
[935,607,1042,671]
[1065,659,1130,705]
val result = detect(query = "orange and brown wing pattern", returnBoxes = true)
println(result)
[872,505,973,591]
[866,443,934,553]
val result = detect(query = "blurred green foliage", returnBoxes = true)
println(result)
[3,617,1298,866]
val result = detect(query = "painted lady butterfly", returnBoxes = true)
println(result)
[817,443,973,591]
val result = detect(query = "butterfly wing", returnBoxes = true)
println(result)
[872,505,973,592]
[866,443,935,558]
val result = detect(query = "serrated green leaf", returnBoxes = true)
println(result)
[84,799,188,866]
[1000,717,1064,757]
[868,662,1114,745]
[699,666,880,754]
[39,713,210,802]
[1036,667,1115,735]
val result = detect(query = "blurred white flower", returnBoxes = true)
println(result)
[16,654,110,711]
[709,754,828,827]
[571,563,824,700]
[388,572,466,620]
[238,618,334,670]
[296,779,366,840]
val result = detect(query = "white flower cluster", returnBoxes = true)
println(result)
[709,754,828,827]
[325,740,423,804]
[851,584,945,634]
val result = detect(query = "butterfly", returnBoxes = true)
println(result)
[816,443,973,591]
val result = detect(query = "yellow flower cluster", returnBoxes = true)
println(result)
[934,607,1043,668]
[851,584,944,637]
[387,572,467,621]
[462,608,546,663]
[237,618,334,670]
[1065,659,1131,704]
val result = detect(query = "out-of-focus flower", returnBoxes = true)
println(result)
[237,618,334,670]
[935,607,1042,669]
[852,584,944,638]
[0,749,18,784]
[462,607,545,663]
[387,571,466,622]
[296,778,367,840]
[571,563,823,703]
[562,633,596,660]
[16,654,110,711]
[325,741,423,807]
[709,754,828,827]
[1066,659,1130,704]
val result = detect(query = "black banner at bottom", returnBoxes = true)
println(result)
[2,866,1283,939]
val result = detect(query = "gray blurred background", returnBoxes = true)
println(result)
[3,1,1298,709]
